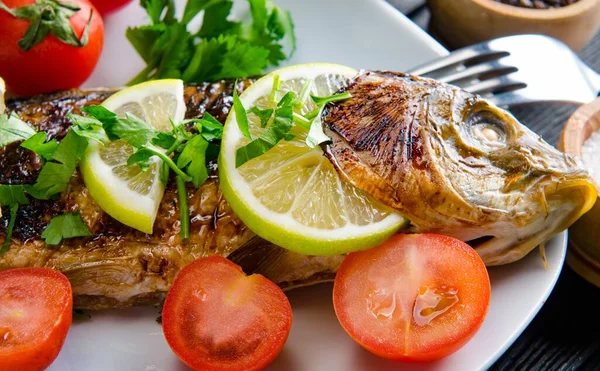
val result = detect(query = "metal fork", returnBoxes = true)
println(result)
[407,34,600,107]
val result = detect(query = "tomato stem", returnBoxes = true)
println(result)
[0,0,93,52]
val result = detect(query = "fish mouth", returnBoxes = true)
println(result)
[472,177,598,266]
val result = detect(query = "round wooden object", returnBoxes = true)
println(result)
[559,97,600,287]
[427,0,600,52]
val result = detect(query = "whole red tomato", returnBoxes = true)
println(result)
[90,0,133,15]
[0,0,104,97]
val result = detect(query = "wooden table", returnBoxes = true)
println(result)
[386,1,600,369]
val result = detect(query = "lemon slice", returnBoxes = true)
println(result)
[219,64,407,256]
[80,79,186,234]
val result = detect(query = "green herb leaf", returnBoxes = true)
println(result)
[205,142,220,162]
[50,128,88,168]
[176,135,209,187]
[306,107,330,148]
[0,185,29,206]
[0,113,36,147]
[41,212,92,245]
[181,0,210,24]
[310,91,352,106]
[1,204,19,254]
[181,36,229,82]
[277,91,296,108]
[305,92,352,148]
[128,0,295,84]
[81,105,116,121]
[248,0,267,33]
[82,106,155,148]
[233,88,251,139]
[152,131,177,150]
[176,176,189,240]
[30,130,88,199]
[154,23,194,79]
[235,114,293,167]
[215,38,269,80]
[126,24,166,63]
[127,148,155,171]
[141,0,173,24]
[20,132,59,160]
[196,0,240,38]
[68,114,108,143]
[248,106,273,128]
[196,112,223,141]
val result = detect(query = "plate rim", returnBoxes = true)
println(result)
[57,1,568,370]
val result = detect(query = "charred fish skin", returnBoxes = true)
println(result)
[0,80,342,310]
[323,70,597,265]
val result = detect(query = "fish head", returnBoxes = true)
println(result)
[322,71,597,265]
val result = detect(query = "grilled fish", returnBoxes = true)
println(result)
[323,71,597,265]
[0,81,344,310]
[0,72,595,310]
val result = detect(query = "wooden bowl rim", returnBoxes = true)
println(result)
[560,98,600,157]
[470,0,599,20]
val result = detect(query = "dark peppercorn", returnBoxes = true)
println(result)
[491,0,580,7]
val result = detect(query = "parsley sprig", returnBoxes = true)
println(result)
[126,0,295,85]
[67,106,223,240]
[1,106,222,251]
[0,113,36,147]
[233,77,352,167]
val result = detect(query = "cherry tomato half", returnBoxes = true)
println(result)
[0,267,73,371]
[333,233,491,362]
[0,0,104,97]
[162,256,293,371]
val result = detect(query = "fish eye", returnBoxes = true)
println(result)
[467,111,507,147]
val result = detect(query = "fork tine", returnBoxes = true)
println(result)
[408,46,507,77]
[464,76,527,96]
[438,63,517,84]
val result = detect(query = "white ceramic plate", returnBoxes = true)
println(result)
[50,0,566,370]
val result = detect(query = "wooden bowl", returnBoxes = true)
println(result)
[559,98,600,287]
[428,0,600,51]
